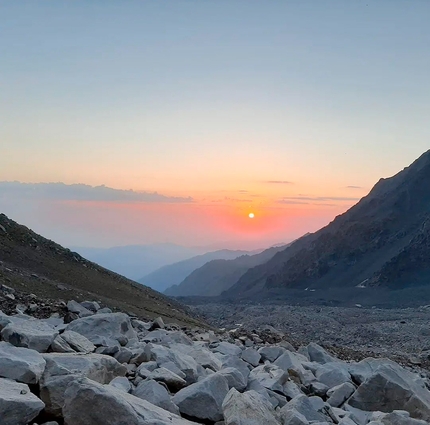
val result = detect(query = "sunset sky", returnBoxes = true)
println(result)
[1,1,430,249]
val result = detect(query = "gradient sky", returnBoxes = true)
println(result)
[1,1,430,248]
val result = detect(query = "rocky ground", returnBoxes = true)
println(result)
[191,302,430,368]
[2,286,430,424]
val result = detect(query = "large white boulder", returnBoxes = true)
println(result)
[65,313,137,346]
[40,352,126,417]
[0,341,46,384]
[0,378,45,425]
[63,377,195,425]
[173,373,229,422]
[1,319,58,352]
[222,388,280,425]
[133,378,180,414]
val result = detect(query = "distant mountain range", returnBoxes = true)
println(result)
[73,244,208,281]
[223,150,430,303]
[138,249,259,292]
[0,214,204,326]
[164,244,288,297]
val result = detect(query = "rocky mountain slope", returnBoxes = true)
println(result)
[165,244,287,297]
[139,249,256,292]
[0,214,205,327]
[1,296,430,424]
[225,150,430,301]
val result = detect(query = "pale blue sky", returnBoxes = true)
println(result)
[1,1,429,247]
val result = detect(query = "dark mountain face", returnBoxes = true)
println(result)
[0,214,205,327]
[224,150,430,299]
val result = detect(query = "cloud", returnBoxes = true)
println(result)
[265,180,294,185]
[277,200,310,205]
[345,185,363,189]
[0,182,194,203]
[281,195,360,202]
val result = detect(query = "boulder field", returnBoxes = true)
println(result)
[0,299,429,425]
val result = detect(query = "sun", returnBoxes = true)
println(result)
[248,212,255,219]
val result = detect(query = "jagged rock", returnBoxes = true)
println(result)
[327,382,355,407]
[379,411,428,424]
[221,355,251,381]
[97,307,113,314]
[114,347,133,363]
[80,301,101,312]
[241,347,261,367]
[280,394,329,423]
[348,363,430,421]
[147,367,188,391]
[109,376,132,393]
[188,346,223,371]
[258,346,286,362]
[150,317,165,330]
[315,362,351,388]
[63,377,195,425]
[282,408,309,425]
[307,343,337,364]
[248,364,288,393]
[51,334,76,353]
[217,367,247,391]
[65,313,137,346]
[67,300,93,318]
[0,378,45,425]
[39,352,126,417]
[274,351,311,384]
[214,341,243,356]
[173,373,229,422]
[1,319,58,352]
[56,330,95,354]
[0,341,46,384]
[222,388,280,425]
[133,379,180,414]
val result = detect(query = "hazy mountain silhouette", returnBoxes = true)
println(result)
[165,244,288,297]
[0,214,205,326]
[224,150,430,301]
[73,244,208,281]
[139,249,258,292]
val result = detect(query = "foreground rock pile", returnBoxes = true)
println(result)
[0,300,430,424]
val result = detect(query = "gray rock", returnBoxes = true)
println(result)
[348,363,430,421]
[315,362,351,389]
[150,316,165,330]
[80,300,101,312]
[40,352,126,418]
[241,347,261,367]
[109,376,132,393]
[248,364,288,393]
[189,346,223,371]
[217,367,247,391]
[222,388,280,425]
[63,377,195,424]
[148,367,188,391]
[282,408,309,425]
[114,347,133,363]
[280,394,328,423]
[51,334,76,353]
[97,307,113,314]
[65,313,137,346]
[307,343,337,364]
[0,378,45,425]
[275,351,311,384]
[214,341,243,356]
[221,355,251,381]
[173,373,229,422]
[67,300,93,317]
[259,346,286,362]
[133,379,180,414]
[60,330,96,353]
[327,382,355,407]
[0,341,46,384]
[1,319,58,352]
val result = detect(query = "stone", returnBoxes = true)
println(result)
[173,373,229,422]
[348,363,430,421]
[51,334,76,353]
[80,300,101,312]
[307,343,337,364]
[217,367,247,391]
[147,367,188,391]
[109,376,132,393]
[214,341,243,356]
[258,346,286,362]
[189,346,223,371]
[241,347,261,367]
[0,378,45,425]
[0,341,46,384]
[222,388,280,425]
[67,300,93,317]
[274,351,310,384]
[63,377,195,425]
[40,352,126,417]
[97,307,113,314]
[282,408,309,425]
[133,379,180,415]
[60,330,95,353]
[280,394,328,423]
[1,319,58,352]
[65,313,137,346]
[315,362,351,389]
[150,316,165,330]
[249,364,288,393]
[221,355,251,381]
[327,382,356,407]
